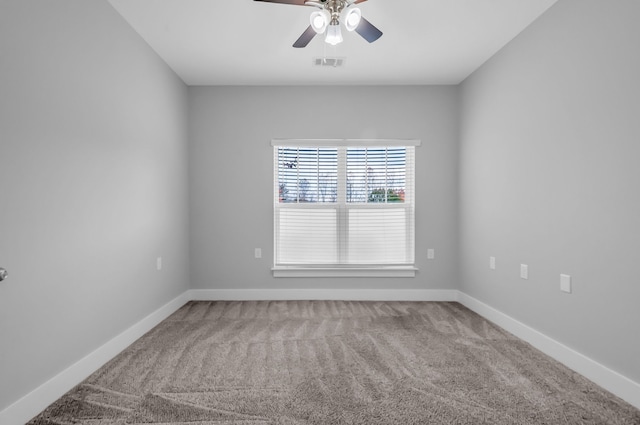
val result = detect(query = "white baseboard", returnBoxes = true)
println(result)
[0,292,191,425]
[457,291,640,410]
[187,288,458,302]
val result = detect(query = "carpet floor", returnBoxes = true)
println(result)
[28,301,640,424]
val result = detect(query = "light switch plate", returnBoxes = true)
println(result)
[427,249,435,260]
[255,248,262,259]
[520,264,528,279]
[560,274,571,293]
[489,256,496,270]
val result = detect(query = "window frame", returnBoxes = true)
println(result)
[272,139,420,278]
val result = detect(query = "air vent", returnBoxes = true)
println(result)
[313,57,345,68]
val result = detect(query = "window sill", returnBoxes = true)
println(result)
[272,266,417,278]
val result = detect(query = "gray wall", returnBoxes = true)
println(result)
[0,0,190,411]
[188,86,459,291]
[459,0,640,383]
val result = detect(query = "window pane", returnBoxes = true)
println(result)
[386,147,407,202]
[277,209,337,264]
[278,147,299,202]
[346,147,406,203]
[347,208,407,264]
[278,147,337,203]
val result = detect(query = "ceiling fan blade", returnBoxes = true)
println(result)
[293,25,317,48]
[254,0,308,5]
[354,16,383,43]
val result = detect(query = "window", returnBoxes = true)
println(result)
[273,139,420,277]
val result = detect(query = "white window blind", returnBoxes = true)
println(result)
[273,140,418,275]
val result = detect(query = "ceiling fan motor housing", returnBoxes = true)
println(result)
[327,0,346,20]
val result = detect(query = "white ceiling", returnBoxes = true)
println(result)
[107,0,558,86]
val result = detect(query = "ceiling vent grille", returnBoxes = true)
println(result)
[313,57,345,68]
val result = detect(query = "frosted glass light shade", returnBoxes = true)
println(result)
[325,24,343,45]
[344,7,361,32]
[310,10,329,33]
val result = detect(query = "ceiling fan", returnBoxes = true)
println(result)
[254,0,383,48]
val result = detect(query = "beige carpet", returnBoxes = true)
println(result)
[29,301,640,424]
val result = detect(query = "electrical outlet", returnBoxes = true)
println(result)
[255,248,262,259]
[156,257,162,271]
[427,249,435,260]
[489,256,496,270]
[520,264,528,279]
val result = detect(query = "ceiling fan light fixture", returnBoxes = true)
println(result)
[325,23,343,45]
[310,10,329,34]
[343,7,361,32]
